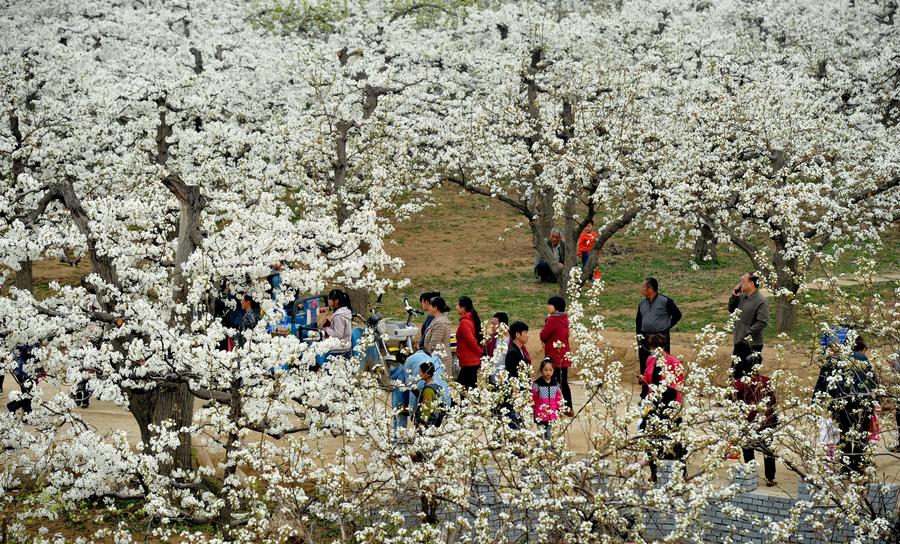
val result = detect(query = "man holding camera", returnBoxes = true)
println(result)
[728,272,769,380]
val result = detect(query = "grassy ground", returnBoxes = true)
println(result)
[380,185,899,342]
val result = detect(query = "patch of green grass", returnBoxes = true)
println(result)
[377,227,898,343]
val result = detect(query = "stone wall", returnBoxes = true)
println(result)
[407,462,899,543]
[645,461,899,543]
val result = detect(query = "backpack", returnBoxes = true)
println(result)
[414,383,446,427]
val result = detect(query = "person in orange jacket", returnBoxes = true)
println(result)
[577,221,599,272]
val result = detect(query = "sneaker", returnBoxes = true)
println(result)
[766,479,777,487]
[889,444,900,453]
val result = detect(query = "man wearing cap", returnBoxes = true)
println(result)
[636,277,682,398]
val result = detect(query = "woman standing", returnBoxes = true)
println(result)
[540,295,573,415]
[455,296,483,389]
[423,296,454,375]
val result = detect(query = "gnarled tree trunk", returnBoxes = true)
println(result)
[14,259,32,292]
[693,223,718,265]
[772,238,801,333]
[128,383,195,471]
[348,287,368,321]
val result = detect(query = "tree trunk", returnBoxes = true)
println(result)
[128,384,195,472]
[219,379,243,527]
[348,287,368,321]
[775,295,797,334]
[158,173,206,473]
[14,259,32,292]
[560,198,580,295]
[772,239,801,333]
[693,224,718,265]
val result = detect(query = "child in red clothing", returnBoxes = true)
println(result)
[577,221,599,271]
[532,358,562,439]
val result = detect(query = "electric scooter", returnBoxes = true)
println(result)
[364,296,421,368]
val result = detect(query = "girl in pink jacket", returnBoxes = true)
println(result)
[532,358,562,439]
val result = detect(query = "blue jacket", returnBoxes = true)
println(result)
[404,351,452,414]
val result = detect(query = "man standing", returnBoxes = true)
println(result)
[534,228,566,283]
[501,321,531,429]
[636,277,682,398]
[728,272,769,380]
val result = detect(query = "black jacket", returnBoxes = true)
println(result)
[504,342,530,379]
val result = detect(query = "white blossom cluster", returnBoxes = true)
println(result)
[1,0,898,542]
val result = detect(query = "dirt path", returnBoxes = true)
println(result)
[6,376,897,497]
[804,272,900,289]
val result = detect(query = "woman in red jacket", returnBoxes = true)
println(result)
[541,295,573,415]
[455,296,484,389]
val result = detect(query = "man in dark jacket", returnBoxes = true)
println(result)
[534,228,566,283]
[636,277,682,398]
[500,321,531,429]
[7,344,40,415]
[728,272,769,380]
[814,335,878,473]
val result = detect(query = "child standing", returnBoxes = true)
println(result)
[532,358,562,439]
[639,334,685,483]
[414,361,446,428]
[577,220,599,272]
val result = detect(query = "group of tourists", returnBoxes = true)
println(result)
[633,273,779,484]
[394,269,886,484]
[1,260,888,483]
[410,291,575,433]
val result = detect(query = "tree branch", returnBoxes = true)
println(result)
[35,304,122,325]
[445,169,533,220]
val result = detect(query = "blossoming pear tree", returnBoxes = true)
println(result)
[1,0,899,542]
[659,0,900,332]
[1,0,439,506]
[438,1,688,294]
